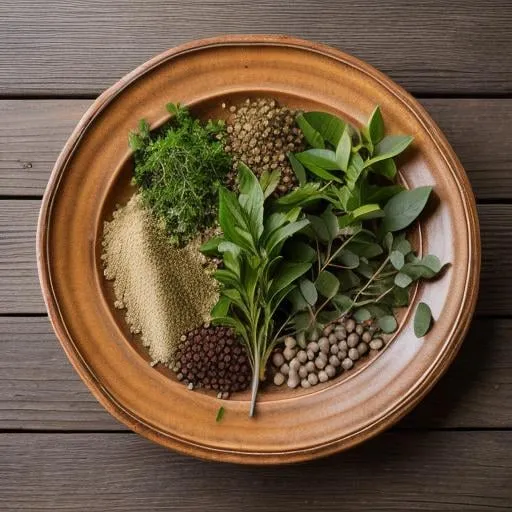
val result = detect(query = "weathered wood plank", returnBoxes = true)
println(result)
[1,99,511,198]
[0,201,506,315]
[0,316,510,430]
[0,432,510,511]
[0,0,511,96]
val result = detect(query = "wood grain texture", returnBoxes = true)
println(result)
[0,0,511,96]
[0,316,510,431]
[1,99,512,198]
[1,201,505,315]
[0,431,511,511]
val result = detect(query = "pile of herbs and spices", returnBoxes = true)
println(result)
[102,97,445,419]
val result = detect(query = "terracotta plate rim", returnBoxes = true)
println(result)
[37,34,481,464]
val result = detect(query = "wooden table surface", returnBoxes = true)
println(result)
[1,1,511,510]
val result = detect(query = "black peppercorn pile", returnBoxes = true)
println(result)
[223,98,305,194]
[173,324,251,396]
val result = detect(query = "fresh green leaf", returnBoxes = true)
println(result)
[401,262,437,280]
[200,236,224,256]
[321,206,339,241]
[283,239,317,263]
[275,183,324,207]
[378,315,398,333]
[393,237,412,256]
[394,272,413,288]
[293,311,315,333]
[296,113,325,149]
[302,111,346,146]
[371,158,397,180]
[383,186,433,232]
[315,270,340,299]
[414,302,433,337]
[363,135,414,168]
[333,249,360,269]
[366,105,384,144]
[259,169,281,199]
[365,184,405,205]
[299,279,318,306]
[216,406,225,422]
[238,163,265,239]
[265,219,310,257]
[332,294,353,312]
[287,287,309,312]
[366,303,392,319]
[390,250,405,270]
[337,269,361,291]
[351,204,384,221]
[307,214,331,243]
[421,254,442,273]
[298,159,343,183]
[335,128,352,171]
[296,149,339,170]
[317,310,342,324]
[384,232,394,252]
[269,262,312,302]
[287,152,307,185]
[353,308,371,322]
[345,153,364,189]
[211,296,231,318]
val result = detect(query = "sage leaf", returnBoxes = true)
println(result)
[421,254,442,273]
[315,270,340,299]
[414,302,433,337]
[345,153,364,189]
[288,288,309,313]
[394,271,413,288]
[259,169,281,199]
[287,152,307,185]
[317,309,342,324]
[390,250,405,270]
[332,294,353,312]
[351,204,384,221]
[363,135,414,168]
[353,308,371,322]
[269,262,312,302]
[276,183,324,207]
[384,232,394,252]
[238,163,264,239]
[379,315,398,333]
[367,105,384,144]
[265,218,311,257]
[382,186,433,232]
[334,249,359,269]
[337,269,361,291]
[365,184,405,205]
[321,206,339,241]
[296,113,325,148]
[299,279,318,306]
[371,158,397,180]
[335,128,351,171]
[296,149,340,170]
[299,160,343,183]
[307,214,330,243]
[393,237,412,255]
[284,240,317,263]
[302,111,345,146]
[401,262,437,280]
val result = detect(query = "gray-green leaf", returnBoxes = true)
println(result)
[296,149,340,170]
[302,111,346,146]
[287,152,307,185]
[378,315,398,333]
[299,279,318,306]
[367,105,384,144]
[363,135,414,168]
[394,272,413,288]
[315,270,340,299]
[414,302,433,337]
[382,186,433,232]
[335,128,351,171]
[390,250,405,270]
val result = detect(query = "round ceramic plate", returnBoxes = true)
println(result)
[37,35,480,464]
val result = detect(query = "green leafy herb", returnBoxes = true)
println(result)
[216,406,225,423]
[414,302,433,337]
[379,315,398,333]
[382,186,433,232]
[203,164,311,416]
[130,103,231,246]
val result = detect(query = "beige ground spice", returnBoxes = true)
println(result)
[101,194,218,365]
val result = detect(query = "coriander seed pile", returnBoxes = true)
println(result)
[224,98,304,194]
[102,195,218,365]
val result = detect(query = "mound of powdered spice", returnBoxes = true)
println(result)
[223,98,305,194]
[101,194,218,365]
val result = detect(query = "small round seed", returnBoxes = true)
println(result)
[315,357,327,370]
[280,363,290,376]
[322,324,334,336]
[307,349,315,361]
[308,373,319,386]
[274,372,285,386]
[362,331,372,343]
[335,326,347,340]
[283,347,297,361]
[301,378,311,389]
[308,341,320,353]
[330,344,339,354]
[305,361,316,373]
[287,371,300,388]
[342,358,354,370]
[357,342,369,356]
[347,333,360,348]
[318,370,329,383]
[355,324,364,335]
[289,358,301,371]
[338,340,348,351]
[325,365,336,378]
[297,350,308,363]
[272,352,285,367]
[298,366,308,379]
[338,350,347,360]
[370,338,384,350]
[329,355,340,367]
[348,348,360,361]
[328,333,338,344]
[345,319,356,333]
[284,336,297,349]
[318,337,330,353]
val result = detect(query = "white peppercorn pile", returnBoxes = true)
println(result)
[173,324,252,397]
[271,317,385,389]
[223,98,305,194]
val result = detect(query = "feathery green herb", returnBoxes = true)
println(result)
[129,103,232,247]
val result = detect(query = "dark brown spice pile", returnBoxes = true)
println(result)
[223,98,305,194]
[173,324,251,396]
